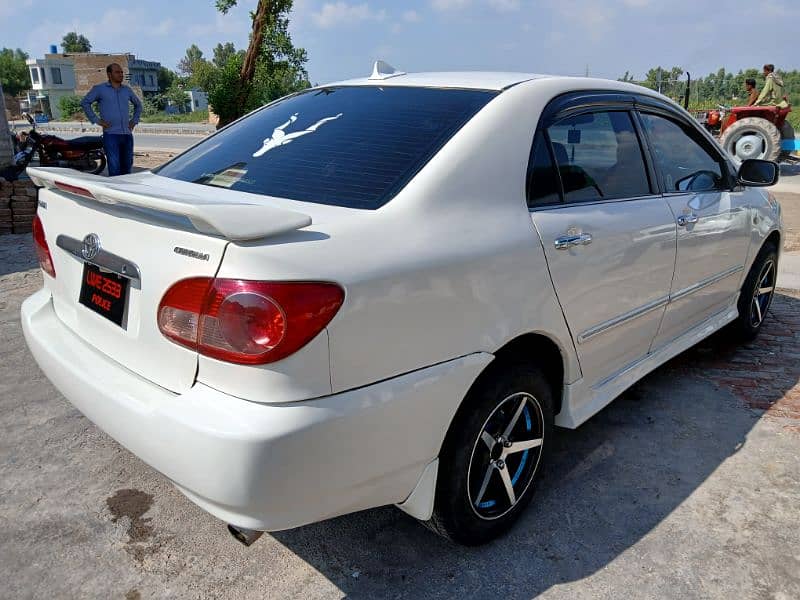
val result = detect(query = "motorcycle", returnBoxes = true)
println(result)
[5,113,107,180]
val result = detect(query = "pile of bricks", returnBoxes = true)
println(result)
[0,179,38,235]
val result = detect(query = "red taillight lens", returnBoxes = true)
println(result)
[32,215,56,278]
[157,278,344,365]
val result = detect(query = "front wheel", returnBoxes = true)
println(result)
[720,117,782,162]
[86,151,107,175]
[729,242,778,341]
[424,362,554,545]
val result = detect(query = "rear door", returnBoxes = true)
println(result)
[37,178,229,393]
[528,105,677,387]
[637,110,751,350]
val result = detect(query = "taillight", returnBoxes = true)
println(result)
[32,215,56,278]
[158,278,344,365]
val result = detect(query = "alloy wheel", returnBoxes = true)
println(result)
[467,392,545,520]
[750,258,776,327]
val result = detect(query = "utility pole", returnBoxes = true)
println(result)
[0,84,14,169]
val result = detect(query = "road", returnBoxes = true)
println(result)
[59,131,204,153]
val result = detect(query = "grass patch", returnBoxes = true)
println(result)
[140,110,209,124]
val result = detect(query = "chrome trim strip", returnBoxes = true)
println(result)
[56,234,141,283]
[577,265,745,345]
[577,295,669,344]
[669,265,743,303]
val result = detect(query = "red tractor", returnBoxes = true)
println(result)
[700,104,795,162]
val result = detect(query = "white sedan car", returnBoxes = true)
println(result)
[22,67,782,546]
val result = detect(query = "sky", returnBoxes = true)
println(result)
[1,0,799,84]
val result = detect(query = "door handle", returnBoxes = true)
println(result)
[677,214,699,226]
[554,233,593,250]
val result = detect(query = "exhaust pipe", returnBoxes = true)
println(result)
[227,524,265,547]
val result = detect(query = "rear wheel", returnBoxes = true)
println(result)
[729,242,778,341]
[86,152,107,175]
[720,117,782,162]
[424,362,554,545]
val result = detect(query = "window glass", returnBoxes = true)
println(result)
[639,113,725,192]
[51,68,62,85]
[30,68,39,83]
[40,68,46,84]
[547,111,650,203]
[158,86,496,209]
[527,131,560,207]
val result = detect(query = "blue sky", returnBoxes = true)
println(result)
[2,1,798,84]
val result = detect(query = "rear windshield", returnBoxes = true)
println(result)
[156,86,497,209]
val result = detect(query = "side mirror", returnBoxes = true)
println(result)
[737,159,778,187]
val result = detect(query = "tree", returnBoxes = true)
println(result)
[178,44,206,76]
[213,0,310,128]
[157,66,176,92]
[0,48,30,96]
[212,42,238,68]
[164,82,189,113]
[61,32,92,53]
[57,95,83,120]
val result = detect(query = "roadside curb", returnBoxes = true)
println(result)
[778,250,800,292]
[10,122,213,137]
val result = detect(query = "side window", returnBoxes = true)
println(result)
[527,131,561,207]
[639,113,725,192]
[547,111,650,203]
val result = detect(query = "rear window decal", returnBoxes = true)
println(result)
[253,113,343,158]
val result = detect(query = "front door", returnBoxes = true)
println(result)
[638,112,752,350]
[528,109,677,387]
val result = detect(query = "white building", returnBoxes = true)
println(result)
[186,89,209,112]
[25,56,77,120]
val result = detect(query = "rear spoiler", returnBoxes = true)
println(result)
[26,167,312,241]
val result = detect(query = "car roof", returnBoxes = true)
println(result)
[323,71,553,91]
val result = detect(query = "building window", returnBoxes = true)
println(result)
[51,67,62,84]
[41,68,46,84]
[30,68,39,83]
[148,74,154,86]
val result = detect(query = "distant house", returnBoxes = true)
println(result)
[186,89,209,112]
[24,49,162,119]
[25,55,77,120]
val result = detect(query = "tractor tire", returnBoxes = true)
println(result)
[720,117,782,162]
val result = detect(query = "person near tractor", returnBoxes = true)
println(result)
[745,78,758,106]
[80,63,142,176]
[754,64,789,109]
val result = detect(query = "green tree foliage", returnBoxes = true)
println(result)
[61,32,92,53]
[0,48,30,96]
[57,95,83,120]
[178,44,206,77]
[157,67,176,92]
[212,42,238,68]
[164,83,190,113]
[211,0,310,127]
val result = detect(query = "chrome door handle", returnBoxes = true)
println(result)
[677,214,699,226]
[554,233,593,250]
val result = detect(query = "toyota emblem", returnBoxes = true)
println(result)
[81,233,101,260]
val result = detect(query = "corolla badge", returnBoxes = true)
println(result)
[252,112,343,157]
[81,233,101,260]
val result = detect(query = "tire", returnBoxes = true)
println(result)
[729,242,778,341]
[87,152,107,175]
[780,120,795,141]
[424,362,555,545]
[720,117,782,162]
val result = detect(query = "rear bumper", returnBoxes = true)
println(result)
[21,288,491,530]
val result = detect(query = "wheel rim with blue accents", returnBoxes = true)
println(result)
[467,392,545,520]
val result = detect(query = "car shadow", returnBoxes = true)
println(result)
[270,293,799,599]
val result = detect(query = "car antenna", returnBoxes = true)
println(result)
[369,60,406,81]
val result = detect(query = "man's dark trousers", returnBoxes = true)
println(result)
[103,133,134,176]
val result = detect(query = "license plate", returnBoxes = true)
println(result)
[78,263,130,327]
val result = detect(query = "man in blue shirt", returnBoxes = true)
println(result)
[80,63,142,176]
